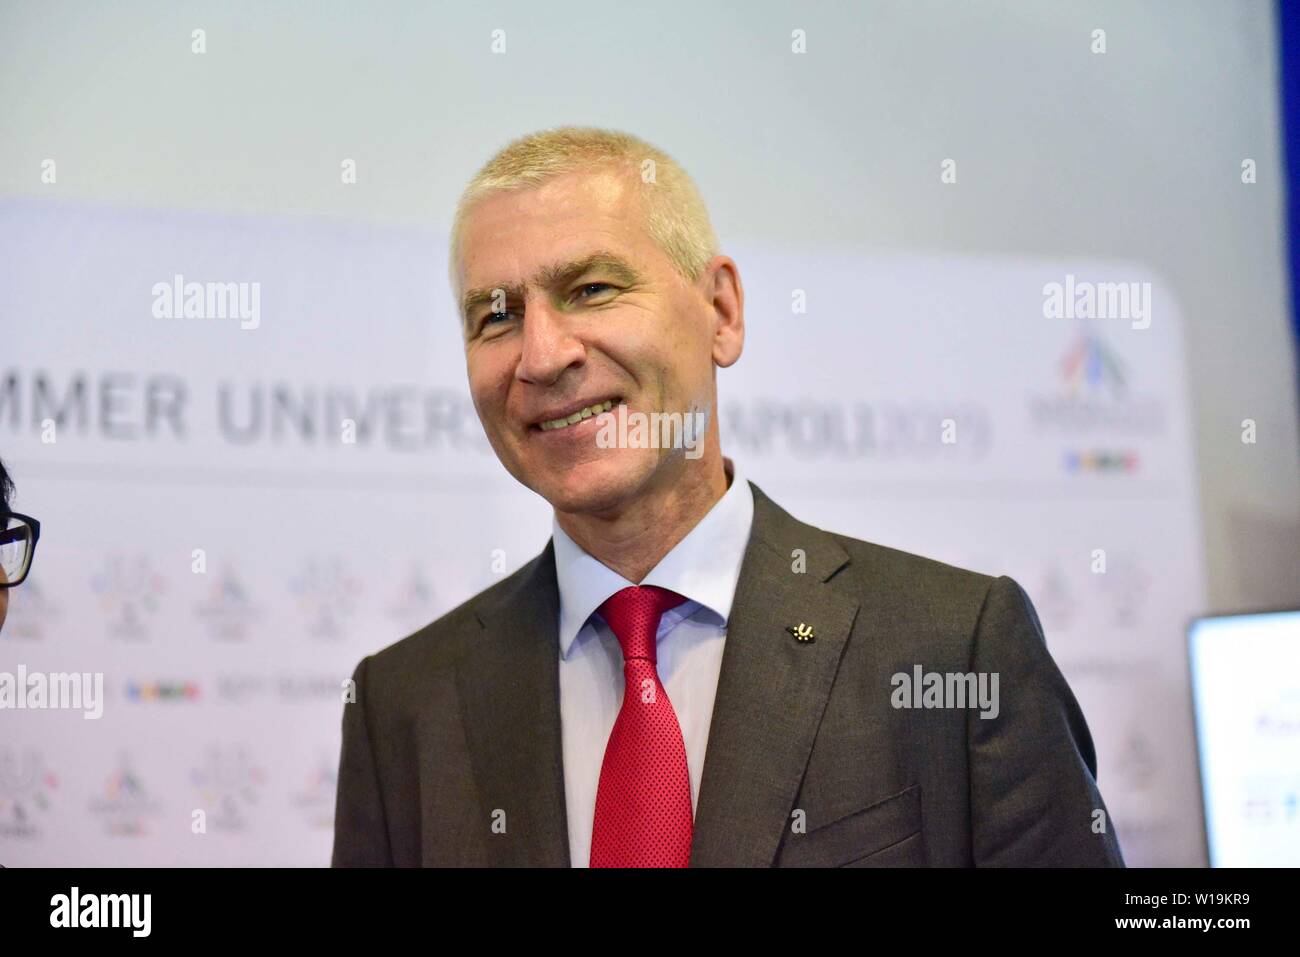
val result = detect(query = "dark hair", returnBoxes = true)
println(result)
[0,456,12,522]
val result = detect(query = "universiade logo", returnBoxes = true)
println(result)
[0,665,104,719]
[592,403,708,460]
[151,273,261,330]
[890,666,1000,720]
[1042,274,1152,330]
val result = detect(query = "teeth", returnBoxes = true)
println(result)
[539,399,614,431]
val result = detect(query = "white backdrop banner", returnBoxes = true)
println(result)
[0,200,1205,865]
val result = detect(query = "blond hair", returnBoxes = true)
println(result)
[448,126,719,291]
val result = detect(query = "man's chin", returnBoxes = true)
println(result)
[528,453,652,516]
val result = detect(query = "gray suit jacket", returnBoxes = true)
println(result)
[332,480,1125,867]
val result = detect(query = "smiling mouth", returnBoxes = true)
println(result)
[535,398,620,432]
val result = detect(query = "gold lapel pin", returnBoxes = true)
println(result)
[787,622,815,643]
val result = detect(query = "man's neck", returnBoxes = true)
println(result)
[555,454,731,584]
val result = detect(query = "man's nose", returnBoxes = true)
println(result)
[515,297,585,385]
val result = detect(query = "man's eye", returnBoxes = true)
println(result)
[575,282,614,299]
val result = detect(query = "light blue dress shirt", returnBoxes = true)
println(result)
[552,455,755,867]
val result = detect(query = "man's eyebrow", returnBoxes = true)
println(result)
[459,251,641,323]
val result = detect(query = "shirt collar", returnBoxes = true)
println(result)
[551,456,755,659]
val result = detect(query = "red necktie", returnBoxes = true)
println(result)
[589,585,693,867]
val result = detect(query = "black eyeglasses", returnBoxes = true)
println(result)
[0,512,40,588]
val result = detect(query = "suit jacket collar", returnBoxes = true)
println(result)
[456,479,860,866]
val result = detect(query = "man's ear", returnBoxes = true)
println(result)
[704,255,744,368]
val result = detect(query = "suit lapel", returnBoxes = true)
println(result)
[456,542,571,866]
[689,481,860,866]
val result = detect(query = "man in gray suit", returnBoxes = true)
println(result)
[332,127,1125,868]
